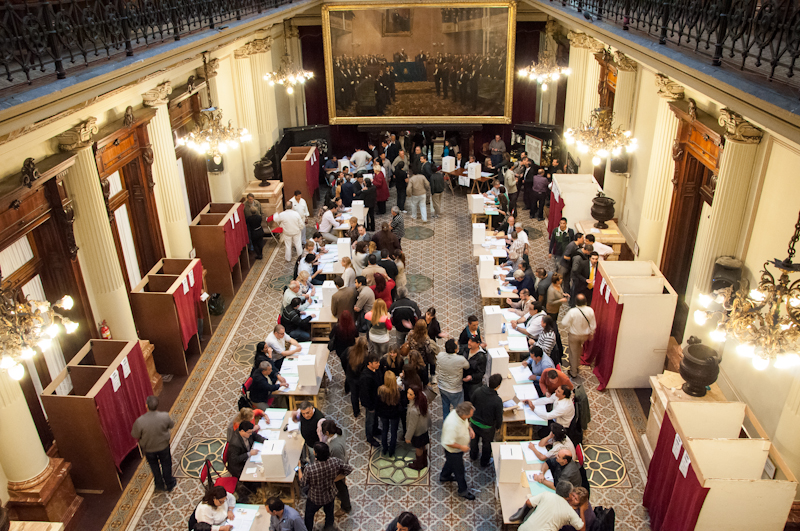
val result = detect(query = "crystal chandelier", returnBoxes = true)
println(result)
[517,47,570,92]
[564,108,638,166]
[0,272,77,380]
[264,23,314,94]
[694,211,800,371]
[177,54,251,158]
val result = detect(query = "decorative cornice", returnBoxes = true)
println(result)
[614,51,637,72]
[142,82,173,107]
[545,19,558,37]
[718,108,763,144]
[567,31,604,52]
[285,26,299,40]
[655,74,685,100]
[205,58,220,79]
[234,37,274,59]
[57,118,98,152]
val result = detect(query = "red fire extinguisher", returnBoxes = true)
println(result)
[99,320,112,340]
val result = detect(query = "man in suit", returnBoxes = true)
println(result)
[570,244,593,307]
[226,420,265,479]
[520,158,534,211]
[330,277,357,318]
[469,69,480,110]
[411,146,423,175]
[558,232,584,295]
[341,176,355,207]
[387,134,400,162]
[434,64,442,96]
[442,64,450,98]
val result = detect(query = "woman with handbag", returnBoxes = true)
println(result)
[404,385,431,470]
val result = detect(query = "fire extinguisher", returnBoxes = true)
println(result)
[99,320,112,340]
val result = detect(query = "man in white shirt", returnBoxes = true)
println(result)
[288,190,310,245]
[510,301,546,340]
[282,281,311,311]
[265,324,302,369]
[584,234,614,260]
[440,402,476,500]
[511,480,585,530]
[350,147,372,172]
[525,385,575,429]
[561,294,596,378]
[507,223,529,256]
[268,207,305,262]
[319,205,340,243]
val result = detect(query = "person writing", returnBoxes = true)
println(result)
[194,485,236,531]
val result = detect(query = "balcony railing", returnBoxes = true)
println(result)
[0,0,292,92]
[557,0,800,93]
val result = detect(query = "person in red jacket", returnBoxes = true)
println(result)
[371,273,396,307]
[373,162,390,214]
[539,367,574,396]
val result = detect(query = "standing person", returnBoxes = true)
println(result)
[436,339,469,415]
[546,273,570,321]
[531,169,549,221]
[300,442,353,531]
[359,354,382,447]
[373,223,401,257]
[329,310,357,392]
[194,486,236,531]
[330,277,358,319]
[340,257,356,288]
[425,307,448,341]
[504,163,519,215]
[373,163,390,214]
[520,158,534,212]
[535,316,559,363]
[365,299,394,356]
[430,171,445,218]
[291,402,326,461]
[344,336,369,417]
[407,319,438,387]
[371,273,395,308]
[407,173,430,222]
[376,370,404,457]
[131,396,176,492]
[390,207,405,244]
[458,315,485,347]
[354,275,375,331]
[561,294,596,378]
[362,178,377,231]
[558,232,584,295]
[584,234,613,261]
[570,245,593,306]
[265,496,307,531]
[489,134,506,167]
[468,374,504,468]
[289,190,310,244]
[404,385,431,470]
[392,250,407,291]
[439,402,476,500]
[460,336,487,402]
[549,217,575,259]
[350,147,372,173]
[393,152,408,212]
[267,207,305,262]
[320,420,352,517]
[389,287,421,345]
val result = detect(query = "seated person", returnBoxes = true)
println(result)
[249,361,288,409]
[510,301,546,340]
[534,448,581,490]
[521,346,555,393]
[194,485,236,531]
[265,325,302,370]
[508,481,584,529]
[296,270,316,297]
[298,253,325,286]
[225,420,265,479]
[527,423,576,461]
[506,288,531,314]
[524,385,575,433]
[311,232,328,255]
[226,407,264,443]
[564,487,594,531]
[507,269,534,295]
[281,298,312,342]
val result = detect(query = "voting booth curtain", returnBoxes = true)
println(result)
[643,414,709,531]
[547,187,565,234]
[173,260,205,350]
[94,342,153,469]
[581,269,623,390]
[223,203,249,270]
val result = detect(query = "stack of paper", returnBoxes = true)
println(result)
[503,399,518,410]
[502,309,521,321]
[510,365,533,384]
[264,408,288,422]
[299,342,312,355]
[514,384,538,400]
[523,403,547,425]
[491,249,508,258]
[286,417,301,432]
[508,335,529,351]
[252,441,264,453]
[262,429,282,440]
[526,470,555,496]
[282,376,299,391]
[500,284,516,292]
[281,358,299,375]
[227,504,260,530]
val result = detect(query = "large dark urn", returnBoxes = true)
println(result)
[254,156,274,186]
[679,336,721,397]
[591,193,616,229]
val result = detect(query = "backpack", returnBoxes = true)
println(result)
[590,506,615,531]
[208,293,225,315]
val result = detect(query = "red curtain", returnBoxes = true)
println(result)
[173,259,205,350]
[223,203,248,270]
[548,190,565,234]
[643,415,709,531]
[581,270,623,390]
[94,342,153,469]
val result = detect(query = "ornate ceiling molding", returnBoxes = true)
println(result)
[142,82,173,107]
[655,74,685,100]
[234,37,274,59]
[567,31,604,52]
[718,108,763,144]
[57,118,99,152]
[614,51,638,72]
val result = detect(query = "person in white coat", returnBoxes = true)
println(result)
[288,190,310,245]
[268,206,305,262]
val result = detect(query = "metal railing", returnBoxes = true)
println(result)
[0,0,292,90]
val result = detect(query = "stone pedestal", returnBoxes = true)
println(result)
[6,459,83,531]
[575,219,626,260]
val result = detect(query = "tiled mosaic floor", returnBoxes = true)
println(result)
[121,187,651,531]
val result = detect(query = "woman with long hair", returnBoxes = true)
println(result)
[352,241,369,275]
[365,299,393,356]
[373,162,390,214]
[346,216,359,242]
[341,256,356,288]
[371,272,395,307]
[194,485,235,531]
[407,319,436,386]
[404,385,431,470]
[404,350,429,388]
[226,407,264,442]
[380,347,403,377]
[345,336,369,417]
[546,272,569,322]
[329,310,357,392]
[392,249,407,290]
[320,419,352,515]
[536,315,558,360]
[376,370,404,457]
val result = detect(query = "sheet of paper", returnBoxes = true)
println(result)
[510,365,533,384]
[120,357,131,378]
[182,278,189,294]
[520,441,544,464]
[528,405,548,425]
[514,384,538,400]
[233,209,240,223]
[110,370,121,392]
[503,399,517,408]
[528,476,555,496]
[672,433,682,459]
[286,418,301,432]
[502,309,520,321]
[281,358,299,375]
[321,263,334,273]
[264,408,288,421]
[258,418,270,430]
[228,504,259,531]
[282,376,299,392]
[491,249,508,258]
[499,284,516,292]
[263,430,281,440]
[249,454,262,463]
[252,441,264,452]
[245,467,257,475]
[605,288,611,304]
[188,270,195,287]
[508,335,529,352]
[500,445,523,461]
[679,451,691,478]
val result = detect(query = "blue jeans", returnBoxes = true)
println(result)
[365,409,379,443]
[439,389,464,417]
[288,329,311,342]
[380,416,399,454]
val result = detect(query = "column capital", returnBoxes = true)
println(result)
[545,19,558,36]
[57,118,98,152]
[718,108,763,144]
[206,57,220,79]
[614,51,637,72]
[142,82,172,107]
[285,25,299,40]
[655,74,684,100]
[234,37,274,59]
[567,31,604,52]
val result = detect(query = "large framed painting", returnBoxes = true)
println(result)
[322,2,516,124]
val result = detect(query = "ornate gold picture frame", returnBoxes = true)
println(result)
[322,1,516,125]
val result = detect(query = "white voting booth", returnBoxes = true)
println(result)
[442,156,455,172]
[337,237,351,261]
[652,401,797,531]
[552,174,602,231]
[468,194,484,214]
[472,222,485,244]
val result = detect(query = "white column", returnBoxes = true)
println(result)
[58,120,138,340]
[583,56,602,117]
[286,25,307,126]
[637,74,684,263]
[233,50,264,176]
[201,59,236,203]
[684,109,763,340]
[538,22,560,125]
[143,82,193,259]
[245,35,280,152]
[564,32,604,164]
[611,52,638,131]
[0,371,49,484]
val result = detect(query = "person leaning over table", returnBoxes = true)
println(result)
[538,447,582,490]
[521,345,555,395]
[281,297,312,343]
[225,420,265,480]
[194,485,236,531]
[266,496,307,531]
[320,419,352,517]
[292,401,326,463]
[299,442,354,531]
[527,422,577,462]
[509,480,585,530]
[523,384,575,437]
[249,361,289,410]
[318,204,340,244]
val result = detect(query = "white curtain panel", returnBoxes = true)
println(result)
[107,170,123,196]
[0,236,34,276]
[176,157,194,226]
[115,203,142,289]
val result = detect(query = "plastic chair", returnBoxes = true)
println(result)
[266,226,283,245]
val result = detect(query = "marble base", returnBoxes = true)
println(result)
[5,458,84,531]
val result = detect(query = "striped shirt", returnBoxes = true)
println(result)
[536,330,557,356]
[391,213,405,239]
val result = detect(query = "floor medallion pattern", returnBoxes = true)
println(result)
[367,445,429,486]
[583,444,628,489]
[406,273,433,293]
[178,438,227,479]
[404,226,435,240]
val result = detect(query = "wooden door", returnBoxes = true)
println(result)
[169,82,212,219]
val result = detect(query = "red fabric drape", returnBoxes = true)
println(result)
[581,270,623,390]
[223,204,248,270]
[94,342,153,469]
[548,190,565,234]
[173,260,205,350]
[643,415,709,531]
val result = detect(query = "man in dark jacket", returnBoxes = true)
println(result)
[341,178,355,207]
[359,354,382,447]
[226,420,265,479]
[291,401,326,462]
[362,178,377,231]
[430,171,446,218]
[570,245,593,307]
[281,297,312,342]
[389,288,421,344]
[460,336,487,402]
[249,361,287,409]
[469,374,504,467]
